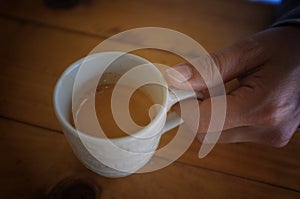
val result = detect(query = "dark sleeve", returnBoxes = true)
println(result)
[272,7,300,27]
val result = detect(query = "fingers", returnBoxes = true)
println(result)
[168,27,300,148]
[165,62,207,91]
[173,85,260,132]
[166,37,269,91]
[175,81,298,147]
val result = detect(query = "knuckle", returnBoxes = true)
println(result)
[210,52,225,75]
[254,101,288,127]
[262,129,291,148]
[262,106,282,126]
[204,53,226,86]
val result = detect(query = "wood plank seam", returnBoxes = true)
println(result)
[0,115,63,135]
[175,160,300,193]
[0,13,107,40]
[0,115,299,193]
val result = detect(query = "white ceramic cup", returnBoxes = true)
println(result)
[53,52,196,178]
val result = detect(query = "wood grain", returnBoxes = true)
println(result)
[0,0,275,51]
[0,0,299,197]
[159,127,300,191]
[0,118,299,199]
[0,17,100,130]
[0,14,299,192]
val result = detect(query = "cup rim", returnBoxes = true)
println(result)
[53,51,168,142]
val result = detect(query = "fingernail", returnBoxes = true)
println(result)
[166,65,193,83]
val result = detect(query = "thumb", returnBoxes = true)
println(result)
[165,38,268,91]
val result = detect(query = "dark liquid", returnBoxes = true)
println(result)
[72,84,154,138]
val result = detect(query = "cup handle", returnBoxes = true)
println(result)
[161,87,202,134]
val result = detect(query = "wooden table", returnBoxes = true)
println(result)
[0,0,299,198]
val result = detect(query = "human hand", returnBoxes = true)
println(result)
[166,26,300,147]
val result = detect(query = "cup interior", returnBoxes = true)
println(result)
[54,52,168,140]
